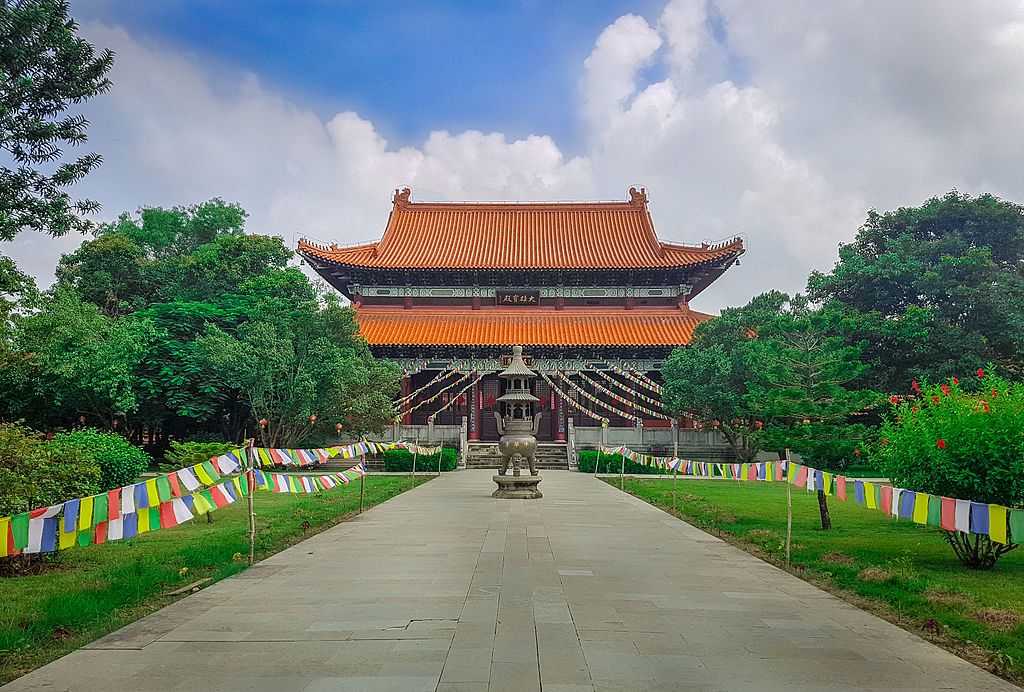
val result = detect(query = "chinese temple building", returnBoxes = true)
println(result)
[298,187,744,463]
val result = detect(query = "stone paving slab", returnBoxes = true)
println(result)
[3,470,1019,691]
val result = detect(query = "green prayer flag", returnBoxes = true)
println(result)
[201,461,221,482]
[77,528,92,547]
[927,494,943,527]
[156,475,172,502]
[149,507,161,530]
[1009,509,1024,544]
[10,512,29,550]
[92,494,108,527]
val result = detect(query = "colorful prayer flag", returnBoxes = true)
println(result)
[1009,510,1024,544]
[898,490,915,520]
[940,496,956,530]
[864,482,876,509]
[927,494,942,527]
[912,492,929,524]
[836,476,847,501]
[107,488,121,521]
[177,467,200,492]
[989,505,1008,544]
[969,502,989,535]
[77,496,94,531]
[954,499,971,533]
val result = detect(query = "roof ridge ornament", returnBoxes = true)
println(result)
[628,186,648,207]
[393,187,412,206]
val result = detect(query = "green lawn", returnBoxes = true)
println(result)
[615,478,1024,683]
[0,474,430,684]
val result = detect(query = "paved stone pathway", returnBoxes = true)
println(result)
[5,470,1018,691]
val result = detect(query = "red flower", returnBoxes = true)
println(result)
[936,439,946,449]
[889,395,900,405]
[932,395,940,404]
[992,388,998,397]
[940,384,951,396]
[854,448,862,457]
[952,376,959,385]
[911,379,921,393]
[977,368,985,378]
[912,406,920,413]
[982,401,991,413]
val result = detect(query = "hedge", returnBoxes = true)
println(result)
[49,428,151,490]
[382,447,458,472]
[576,449,668,475]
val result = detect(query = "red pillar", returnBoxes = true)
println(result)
[554,390,566,441]
[469,380,481,441]
[401,375,412,425]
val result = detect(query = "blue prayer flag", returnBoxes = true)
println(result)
[122,512,138,538]
[899,491,915,519]
[970,502,990,535]
[854,480,865,504]
[134,483,149,509]
[63,498,79,533]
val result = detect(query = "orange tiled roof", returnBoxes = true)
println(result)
[298,187,743,271]
[355,307,713,347]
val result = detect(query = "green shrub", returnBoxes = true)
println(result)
[382,447,458,472]
[875,370,1024,568]
[49,428,151,491]
[163,440,238,469]
[576,449,668,475]
[0,424,101,515]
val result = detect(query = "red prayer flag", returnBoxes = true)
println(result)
[159,502,177,529]
[94,521,108,544]
[940,496,956,530]
[795,466,808,488]
[167,473,182,498]
[880,486,893,515]
[107,488,121,521]
[836,476,847,501]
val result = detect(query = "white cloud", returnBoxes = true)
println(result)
[5,0,1024,312]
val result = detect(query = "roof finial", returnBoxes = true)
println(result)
[393,187,412,206]
[628,186,648,206]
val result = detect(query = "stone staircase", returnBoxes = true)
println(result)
[466,442,569,470]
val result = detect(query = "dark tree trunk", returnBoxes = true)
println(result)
[943,531,1016,569]
[816,489,832,530]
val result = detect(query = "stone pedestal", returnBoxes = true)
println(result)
[492,474,543,499]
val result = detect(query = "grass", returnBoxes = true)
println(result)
[614,478,1024,683]
[0,474,430,684]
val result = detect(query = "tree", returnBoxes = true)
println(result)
[662,292,790,461]
[876,371,1023,568]
[4,289,154,426]
[808,191,1024,390]
[196,295,400,447]
[0,0,114,239]
[745,298,882,529]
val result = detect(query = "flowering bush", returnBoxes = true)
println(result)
[875,370,1024,567]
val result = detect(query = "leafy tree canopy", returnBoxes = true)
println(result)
[808,191,1024,390]
[0,0,114,239]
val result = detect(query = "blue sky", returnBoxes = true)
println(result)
[9,1,1021,312]
[75,0,667,153]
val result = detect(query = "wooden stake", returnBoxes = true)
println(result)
[620,450,626,490]
[672,424,679,513]
[785,448,793,567]
[246,438,256,566]
[594,447,602,477]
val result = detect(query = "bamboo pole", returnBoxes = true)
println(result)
[411,429,418,486]
[246,438,256,566]
[620,449,626,490]
[785,448,793,567]
[359,452,366,514]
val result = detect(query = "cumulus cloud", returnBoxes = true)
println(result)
[5,0,1024,312]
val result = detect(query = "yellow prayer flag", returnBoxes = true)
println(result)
[58,523,77,550]
[787,462,796,482]
[989,505,1009,544]
[137,508,150,534]
[193,463,214,485]
[192,493,211,516]
[912,493,930,524]
[145,479,160,507]
[864,482,877,510]
[823,472,832,496]
[232,477,243,497]
[78,496,94,531]
[0,517,9,556]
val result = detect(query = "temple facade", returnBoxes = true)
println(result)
[298,187,744,460]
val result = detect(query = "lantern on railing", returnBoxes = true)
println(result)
[259,418,268,429]
[309,414,318,424]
